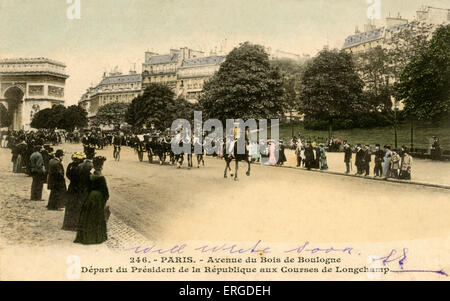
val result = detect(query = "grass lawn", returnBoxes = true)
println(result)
[279,121,450,150]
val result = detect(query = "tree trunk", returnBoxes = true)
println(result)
[328,120,333,139]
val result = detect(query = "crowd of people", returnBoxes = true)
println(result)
[291,137,413,180]
[1,127,442,247]
[4,129,110,245]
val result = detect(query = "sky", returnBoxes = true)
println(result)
[0,0,448,105]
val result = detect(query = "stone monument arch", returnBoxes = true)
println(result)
[0,58,68,130]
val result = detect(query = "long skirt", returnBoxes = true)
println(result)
[74,191,107,245]
[14,155,23,173]
[382,158,391,178]
[62,192,87,231]
[320,158,328,170]
[47,187,66,210]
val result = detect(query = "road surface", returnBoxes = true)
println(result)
[23,143,446,246]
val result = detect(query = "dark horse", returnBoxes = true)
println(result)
[146,136,173,165]
[221,139,251,181]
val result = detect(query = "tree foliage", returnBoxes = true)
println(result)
[93,102,128,128]
[62,105,88,131]
[270,58,307,119]
[126,83,179,131]
[30,108,54,129]
[198,42,284,122]
[395,25,450,121]
[0,103,12,127]
[354,46,392,112]
[298,49,365,126]
[30,104,88,130]
[385,22,435,83]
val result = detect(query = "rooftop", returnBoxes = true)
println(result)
[0,57,66,68]
[343,27,384,49]
[181,56,226,67]
[99,73,142,85]
[144,53,179,65]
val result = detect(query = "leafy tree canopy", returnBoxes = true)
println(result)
[30,104,88,130]
[299,49,365,123]
[61,105,88,131]
[126,83,179,131]
[354,46,393,112]
[0,103,12,128]
[396,24,450,121]
[270,58,308,116]
[30,108,54,129]
[199,42,284,122]
[93,102,128,128]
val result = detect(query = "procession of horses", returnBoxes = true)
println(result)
[116,129,254,181]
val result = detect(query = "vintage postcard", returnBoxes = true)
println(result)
[0,0,449,285]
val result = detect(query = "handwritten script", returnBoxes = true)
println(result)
[124,240,447,277]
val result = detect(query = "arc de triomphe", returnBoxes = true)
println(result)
[0,58,68,130]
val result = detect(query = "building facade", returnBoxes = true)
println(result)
[342,6,449,110]
[176,55,226,103]
[142,47,204,91]
[0,58,68,130]
[342,6,449,54]
[78,71,142,119]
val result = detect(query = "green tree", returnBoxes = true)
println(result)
[354,46,392,112]
[386,22,435,83]
[0,103,12,128]
[199,42,284,122]
[30,108,53,129]
[298,49,365,137]
[395,25,450,121]
[270,58,307,121]
[126,83,178,131]
[175,95,196,121]
[47,105,66,129]
[93,102,128,129]
[61,105,88,131]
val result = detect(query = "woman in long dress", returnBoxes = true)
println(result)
[319,144,328,170]
[74,156,109,245]
[62,153,85,231]
[382,145,392,179]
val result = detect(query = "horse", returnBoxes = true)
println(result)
[221,138,251,181]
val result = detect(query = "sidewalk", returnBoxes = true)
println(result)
[277,150,450,189]
[0,158,147,249]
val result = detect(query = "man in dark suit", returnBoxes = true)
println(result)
[304,141,315,170]
[30,145,46,201]
[343,141,352,174]
[355,144,364,175]
[47,150,67,210]
[373,144,384,177]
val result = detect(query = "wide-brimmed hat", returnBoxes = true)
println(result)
[93,156,107,168]
[72,152,86,160]
[55,149,64,157]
